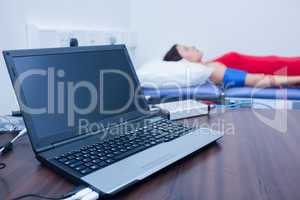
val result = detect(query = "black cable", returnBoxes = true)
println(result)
[0,130,26,171]
[0,144,8,170]
[0,162,6,169]
[1,142,13,154]
[10,185,85,200]
[10,192,74,200]
[11,194,60,200]
[0,134,20,171]
[215,101,274,110]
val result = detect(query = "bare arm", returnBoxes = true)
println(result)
[205,62,227,84]
[205,62,300,87]
[246,74,300,87]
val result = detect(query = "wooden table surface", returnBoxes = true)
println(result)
[1,109,300,200]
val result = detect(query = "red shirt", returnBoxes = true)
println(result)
[213,52,300,76]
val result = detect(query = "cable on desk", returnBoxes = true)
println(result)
[0,162,6,170]
[0,129,27,155]
[214,101,274,110]
[10,193,79,200]
[0,129,27,171]
[10,187,100,200]
[10,186,84,200]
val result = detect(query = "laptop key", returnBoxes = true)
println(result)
[95,161,107,167]
[64,159,77,165]
[92,159,101,164]
[80,168,92,175]
[75,157,82,160]
[114,146,147,161]
[90,156,97,160]
[67,156,75,160]
[99,156,107,160]
[69,161,83,168]
[75,165,86,171]
[83,158,91,162]
[74,153,82,157]
[105,159,114,164]
[58,158,67,163]
[84,162,93,167]
[90,165,100,170]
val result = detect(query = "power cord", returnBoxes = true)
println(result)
[10,187,99,200]
[0,129,27,154]
[0,128,99,200]
[0,129,27,170]
[0,162,5,169]
[11,194,70,200]
[215,101,274,110]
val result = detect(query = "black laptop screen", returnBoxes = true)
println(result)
[11,47,148,142]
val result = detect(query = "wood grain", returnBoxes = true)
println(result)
[1,109,300,200]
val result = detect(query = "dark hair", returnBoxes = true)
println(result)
[163,44,182,61]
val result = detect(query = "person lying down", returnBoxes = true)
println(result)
[162,44,300,88]
[137,44,300,88]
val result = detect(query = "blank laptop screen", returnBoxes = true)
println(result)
[12,48,148,141]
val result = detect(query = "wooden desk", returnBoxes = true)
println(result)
[1,109,300,200]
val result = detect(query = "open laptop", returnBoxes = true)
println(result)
[3,45,223,195]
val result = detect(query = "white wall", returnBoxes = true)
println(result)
[130,0,300,66]
[0,0,131,115]
[2,0,300,114]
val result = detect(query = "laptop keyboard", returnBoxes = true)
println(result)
[54,119,194,176]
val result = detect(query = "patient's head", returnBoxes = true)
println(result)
[163,44,204,63]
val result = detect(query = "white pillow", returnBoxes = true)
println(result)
[136,60,213,88]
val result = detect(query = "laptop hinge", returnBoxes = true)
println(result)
[36,145,56,153]
[37,132,110,154]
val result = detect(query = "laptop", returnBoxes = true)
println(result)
[3,45,223,195]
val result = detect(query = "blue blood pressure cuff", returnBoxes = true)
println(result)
[223,68,247,88]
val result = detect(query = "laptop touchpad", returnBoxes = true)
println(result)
[141,153,176,171]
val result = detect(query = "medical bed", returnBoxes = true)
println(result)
[143,82,300,105]
[225,87,300,100]
[143,82,222,104]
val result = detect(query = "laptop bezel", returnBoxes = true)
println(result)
[3,45,150,153]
